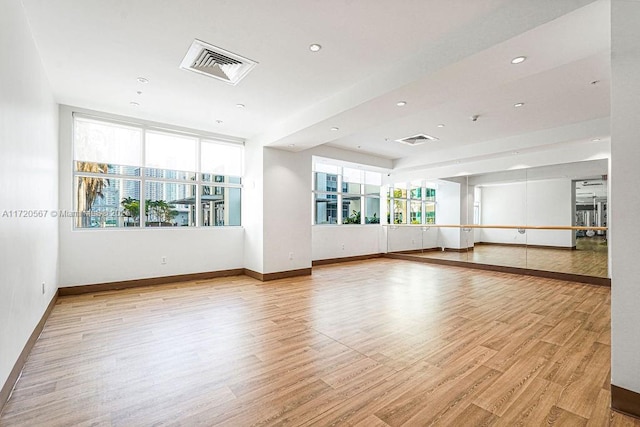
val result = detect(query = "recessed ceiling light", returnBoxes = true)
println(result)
[216,120,223,124]
[396,101,407,107]
[592,138,601,142]
[511,56,527,64]
[331,127,339,131]
[514,102,525,108]
[236,103,245,108]
[591,80,600,85]
[288,144,295,147]
[512,151,519,155]
[136,77,149,84]
[129,101,140,106]
[309,44,322,52]
[437,124,445,128]
[136,91,142,95]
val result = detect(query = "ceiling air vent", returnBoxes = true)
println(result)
[395,133,439,146]
[180,39,257,85]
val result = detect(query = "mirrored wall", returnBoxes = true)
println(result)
[386,159,609,281]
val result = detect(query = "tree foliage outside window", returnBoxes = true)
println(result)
[388,184,436,225]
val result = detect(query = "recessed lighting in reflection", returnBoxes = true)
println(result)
[514,102,525,108]
[511,56,526,64]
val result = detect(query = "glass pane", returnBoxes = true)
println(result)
[365,184,380,196]
[342,196,362,224]
[201,185,241,226]
[202,174,224,183]
[365,197,380,224]
[425,202,436,224]
[392,199,407,224]
[145,131,197,172]
[410,186,422,199]
[392,187,407,199]
[315,172,338,192]
[410,200,422,224]
[145,168,196,181]
[75,161,140,176]
[365,171,382,186]
[144,181,195,227]
[314,162,339,174]
[315,193,338,224]
[343,167,363,184]
[75,177,140,228]
[425,187,436,202]
[201,140,243,177]
[74,117,142,166]
[342,182,361,194]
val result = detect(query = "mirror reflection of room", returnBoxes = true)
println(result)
[390,159,608,279]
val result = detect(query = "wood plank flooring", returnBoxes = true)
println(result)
[416,241,608,278]
[1,259,637,426]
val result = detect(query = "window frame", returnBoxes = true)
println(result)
[72,113,243,230]
[387,182,437,225]
[312,162,381,226]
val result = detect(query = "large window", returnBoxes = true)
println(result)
[73,115,242,229]
[313,161,381,225]
[388,182,436,224]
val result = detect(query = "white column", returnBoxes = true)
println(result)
[611,0,640,403]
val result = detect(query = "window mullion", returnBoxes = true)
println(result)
[140,129,146,228]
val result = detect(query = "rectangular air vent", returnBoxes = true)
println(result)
[395,133,439,146]
[180,39,257,85]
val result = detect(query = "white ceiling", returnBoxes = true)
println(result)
[21,0,610,171]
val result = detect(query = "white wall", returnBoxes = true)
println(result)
[59,227,243,286]
[479,179,573,247]
[385,226,439,253]
[242,141,264,273]
[313,226,385,259]
[57,106,244,286]
[611,0,640,396]
[525,179,573,247]
[262,148,312,273]
[437,180,465,249]
[0,0,59,392]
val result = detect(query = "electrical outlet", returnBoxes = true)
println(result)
[161,256,167,264]
[341,243,345,250]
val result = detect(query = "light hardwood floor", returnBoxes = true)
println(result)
[416,240,608,278]
[1,259,637,426]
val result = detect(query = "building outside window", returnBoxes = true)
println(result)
[73,115,242,229]
[313,161,382,225]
